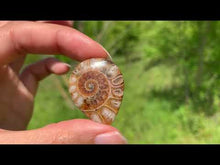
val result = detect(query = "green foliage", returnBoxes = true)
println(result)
[26,21,220,143]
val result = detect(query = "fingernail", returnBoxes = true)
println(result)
[68,20,74,26]
[94,131,127,144]
[100,45,113,61]
[62,63,71,68]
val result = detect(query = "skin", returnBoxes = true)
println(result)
[0,21,127,144]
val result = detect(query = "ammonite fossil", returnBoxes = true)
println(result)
[68,58,124,125]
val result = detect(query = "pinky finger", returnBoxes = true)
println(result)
[19,57,71,96]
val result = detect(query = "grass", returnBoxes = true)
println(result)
[27,56,220,144]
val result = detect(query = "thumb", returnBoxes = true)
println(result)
[0,119,127,144]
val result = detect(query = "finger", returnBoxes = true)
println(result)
[0,21,9,27]
[20,57,70,95]
[8,55,26,74]
[0,21,108,66]
[0,119,127,144]
[37,20,74,27]
[7,21,73,74]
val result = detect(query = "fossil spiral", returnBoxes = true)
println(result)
[68,58,124,124]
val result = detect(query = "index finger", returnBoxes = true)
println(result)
[0,21,108,66]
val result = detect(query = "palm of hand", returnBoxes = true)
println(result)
[0,63,33,130]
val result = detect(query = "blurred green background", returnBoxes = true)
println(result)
[25,21,220,143]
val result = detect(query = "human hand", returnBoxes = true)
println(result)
[0,21,127,144]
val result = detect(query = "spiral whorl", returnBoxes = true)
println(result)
[69,58,124,125]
